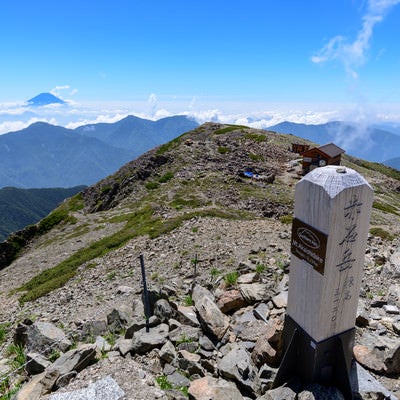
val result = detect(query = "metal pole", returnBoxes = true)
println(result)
[193,253,198,277]
[139,254,150,333]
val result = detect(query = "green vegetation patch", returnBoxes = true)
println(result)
[0,323,10,345]
[217,146,230,154]
[353,158,400,180]
[244,133,267,142]
[224,271,239,287]
[369,227,395,241]
[248,152,264,162]
[145,181,160,190]
[372,200,400,216]
[158,171,174,183]
[214,126,239,135]
[0,381,21,400]
[38,207,77,235]
[17,205,157,303]
[155,373,189,396]
[156,134,186,155]
[6,344,26,371]
[66,192,85,211]
[279,214,293,224]
[170,194,207,210]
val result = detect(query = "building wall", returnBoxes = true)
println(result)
[302,150,342,173]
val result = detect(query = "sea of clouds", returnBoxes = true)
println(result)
[2,94,400,136]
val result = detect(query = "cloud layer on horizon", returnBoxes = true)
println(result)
[0,100,359,135]
[1,98,400,157]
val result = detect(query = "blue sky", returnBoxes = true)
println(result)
[1,0,400,133]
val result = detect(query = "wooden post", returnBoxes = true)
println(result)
[274,166,373,398]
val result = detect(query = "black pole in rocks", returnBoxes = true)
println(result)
[139,254,150,333]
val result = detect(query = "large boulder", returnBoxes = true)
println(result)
[354,333,400,375]
[25,321,72,356]
[192,285,230,340]
[47,375,125,400]
[131,323,169,354]
[14,369,59,400]
[49,344,97,377]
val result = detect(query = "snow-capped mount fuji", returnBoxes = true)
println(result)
[26,92,66,106]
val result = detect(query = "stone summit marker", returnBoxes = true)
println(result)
[274,166,374,399]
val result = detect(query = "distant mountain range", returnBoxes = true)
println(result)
[26,92,66,106]
[268,121,400,166]
[0,115,198,188]
[384,157,400,170]
[75,115,198,152]
[0,185,85,241]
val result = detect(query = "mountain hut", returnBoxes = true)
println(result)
[301,143,345,174]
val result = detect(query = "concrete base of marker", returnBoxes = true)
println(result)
[273,316,355,400]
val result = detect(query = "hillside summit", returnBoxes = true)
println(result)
[0,123,400,399]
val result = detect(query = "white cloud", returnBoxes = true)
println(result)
[312,0,400,77]
[50,85,78,102]
[65,113,129,129]
[50,85,70,96]
[147,93,158,118]
[0,117,59,134]
[1,98,400,136]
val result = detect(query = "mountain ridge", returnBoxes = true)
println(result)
[0,115,199,188]
[0,122,135,188]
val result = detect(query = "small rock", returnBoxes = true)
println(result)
[239,283,270,303]
[218,343,261,396]
[116,285,134,294]
[167,371,190,388]
[95,336,111,353]
[131,324,169,355]
[217,289,247,313]
[254,303,270,323]
[154,299,174,323]
[188,376,243,400]
[160,341,177,363]
[25,321,72,356]
[237,272,260,284]
[383,304,400,314]
[115,338,133,356]
[271,291,288,309]
[26,352,51,375]
[175,306,200,327]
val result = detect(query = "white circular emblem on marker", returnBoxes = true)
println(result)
[297,227,320,249]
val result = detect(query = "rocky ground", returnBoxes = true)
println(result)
[1,123,400,399]
[0,213,400,399]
